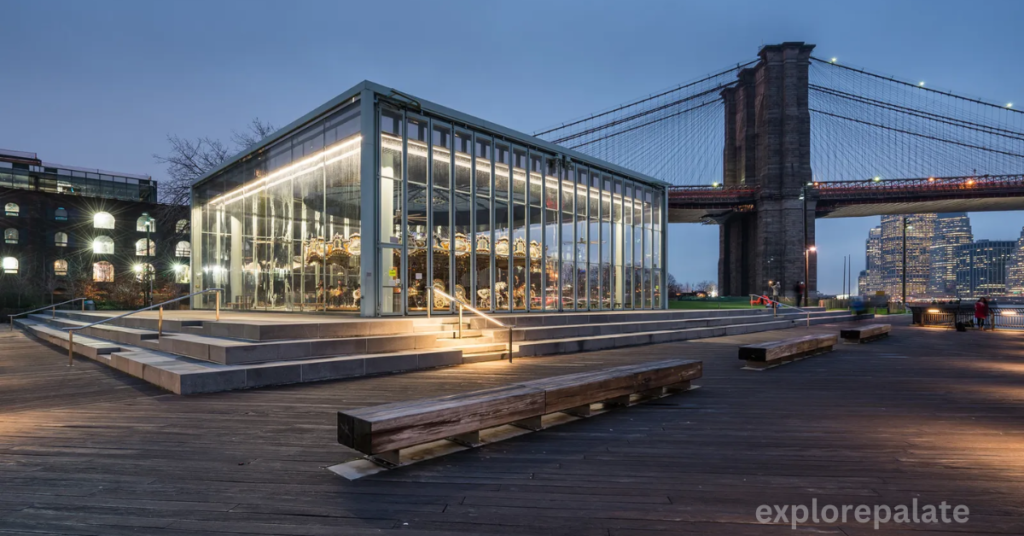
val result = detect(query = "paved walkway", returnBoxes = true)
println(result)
[1,317,1023,535]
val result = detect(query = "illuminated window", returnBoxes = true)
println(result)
[54,259,68,276]
[55,232,68,247]
[55,207,68,221]
[174,264,189,283]
[137,215,155,232]
[175,240,191,257]
[2,257,18,274]
[135,238,155,256]
[175,219,189,233]
[94,212,115,229]
[5,203,18,217]
[93,235,114,254]
[93,261,114,282]
[134,263,155,282]
[4,228,17,244]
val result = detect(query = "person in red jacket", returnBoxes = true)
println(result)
[974,297,990,330]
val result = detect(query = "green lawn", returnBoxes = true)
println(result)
[669,297,761,310]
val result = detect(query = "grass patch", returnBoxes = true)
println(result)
[670,297,762,310]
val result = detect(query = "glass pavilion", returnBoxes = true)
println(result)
[191,81,667,317]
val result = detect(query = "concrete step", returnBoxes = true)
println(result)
[471,307,768,329]
[508,312,807,342]
[462,351,509,363]
[18,317,468,394]
[30,315,159,346]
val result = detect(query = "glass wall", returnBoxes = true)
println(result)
[194,99,361,311]
[193,87,666,316]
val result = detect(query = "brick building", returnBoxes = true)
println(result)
[0,148,188,311]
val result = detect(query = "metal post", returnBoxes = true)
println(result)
[81,298,85,312]
[427,288,431,319]
[902,217,907,308]
[68,331,74,366]
[458,304,463,339]
[10,316,13,332]
[158,306,164,338]
[52,306,55,319]
[508,325,513,363]
[215,290,221,321]
[804,250,809,307]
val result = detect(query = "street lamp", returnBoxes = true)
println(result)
[141,212,154,307]
[804,246,816,307]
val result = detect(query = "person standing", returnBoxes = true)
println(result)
[771,280,781,310]
[974,297,990,330]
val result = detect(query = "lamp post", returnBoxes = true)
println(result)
[804,246,816,307]
[142,212,153,307]
[901,216,910,310]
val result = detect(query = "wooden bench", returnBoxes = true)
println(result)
[337,359,702,466]
[739,334,837,370]
[841,323,891,343]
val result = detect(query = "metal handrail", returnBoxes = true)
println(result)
[750,294,813,327]
[429,287,514,363]
[63,288,223,367]
[9,297,89,331]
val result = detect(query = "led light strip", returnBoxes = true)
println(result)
[210,136,362,206]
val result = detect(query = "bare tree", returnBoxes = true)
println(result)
[694,280,715,293]
[153,118,275,207]
[667,273,683,297]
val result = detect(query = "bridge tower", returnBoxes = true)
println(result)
[719,42,816,302]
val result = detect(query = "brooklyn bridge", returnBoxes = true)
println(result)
[536,42,1024,299]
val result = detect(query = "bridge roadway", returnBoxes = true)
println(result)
[2,318,1024,534]
[669,174,1024,222]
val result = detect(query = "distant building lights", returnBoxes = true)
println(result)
[918,81,925,87]
[830,57,837,63]
[873,176,881,182]
[1008,103,1014,108]
[711,182,719,188]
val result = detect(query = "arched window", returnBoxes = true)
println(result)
[4,228,17,244]
[137,215,155,232]
[93,235,114,254]
[135,238,155,256]
[175,240,191,257]
[54,259,68,276]
[55,232,68,247]
[134,263,155,282]
[94,212,115,229]
[2,257,18,274]
[175,219,189,233]
[5,203,19,217]
[55,207,68,221]
[93,261,114,282]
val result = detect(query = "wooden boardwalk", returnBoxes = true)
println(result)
[2,319,1023,535]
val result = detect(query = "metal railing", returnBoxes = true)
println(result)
[9,297,89,331]
[750,294,813,327]
[63,288,223,366]
[429,287,514,363]
[922,305,1024,331]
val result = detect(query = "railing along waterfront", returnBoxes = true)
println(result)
[429,287,514,363]
[915,304,1024,330]
[9,297,89,331]
[63,289,223,366]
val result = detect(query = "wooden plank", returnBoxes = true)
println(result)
[738,334,836,362]
[338,384,546,455]
[841,323,891,340]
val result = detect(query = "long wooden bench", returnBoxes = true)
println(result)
[337,359,701,466]
[739,334,837,370]
[841,323,891,343]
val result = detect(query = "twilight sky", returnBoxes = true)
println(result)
[3,0,1023,294]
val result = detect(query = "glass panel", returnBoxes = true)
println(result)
[633,191,643,309]
[600,177,611,309]
[511,147,528,310]
[544,159,559,310]
[475,194,491,310]
[575,172,588,310]
[494,199,510,312]
[561,166,575,311]
[323,103,362,312]
[613,180,624,309]
[381,247,403,315]
[494,142,510,201]
[454,130,472,192]
[453,191,472,304]
[432,123,452,190]
[475,136,491,196]
[380,108,403,246]
[380,178,402,245]
[623,185,633,310]
[407,116,428,186]
[407,182,428,313]
[431,187,451,313]
[588,181,600,310]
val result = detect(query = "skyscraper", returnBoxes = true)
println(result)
[1007,227,1024,295]
[860,226,883,294]
[955,239,1015,296]
[880,214,936,300]
[928,213,973,297]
